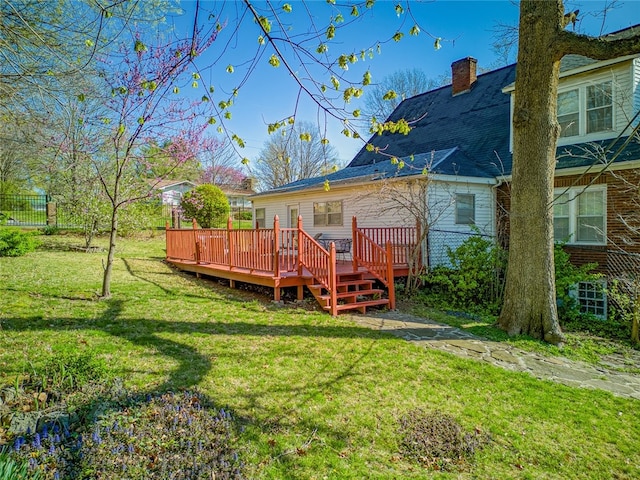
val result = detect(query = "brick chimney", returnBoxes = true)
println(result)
[241,177,256,191]
[451,57,477,96]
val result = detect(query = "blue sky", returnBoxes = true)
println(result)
[167,1,639,167]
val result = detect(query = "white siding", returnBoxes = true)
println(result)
[252,176,496,268]
[251,182,413,237]
[427,181,495,267]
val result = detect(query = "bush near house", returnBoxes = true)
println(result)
[419,235,600,323]
[180,184,230,228]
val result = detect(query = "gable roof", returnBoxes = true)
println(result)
[153,179,196,190]
[347,64,517,178]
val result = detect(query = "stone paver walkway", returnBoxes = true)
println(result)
[347,310,640,400]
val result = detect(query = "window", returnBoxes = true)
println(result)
[558,80,612,138]
[254,208,265,228]
[313,201,343,226]
[575,281,607,319]
[455,194,475,225]
[558,89,579,137]
[553,187,606,244]
[586,82,613,133]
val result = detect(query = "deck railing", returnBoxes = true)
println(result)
[166,219,278,275]
[166,217,317,277]
[298,225,337,314]
[166,215,416,314]
[352,218,421,267]
[353,228,395,310]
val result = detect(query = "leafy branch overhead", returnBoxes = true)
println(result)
[197,0,448,161]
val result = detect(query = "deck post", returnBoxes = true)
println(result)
[192,219,200,265]
[386,241,396,310]
[227,218,234,269]
[228,217,233,230]
[329,243,338,316]
[297,215,303,276]
[273,215,281,279]
[351,216,358,271]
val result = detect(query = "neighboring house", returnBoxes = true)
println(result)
[219,178,256,212]
[251,24,640,318]
[155,178,256,213]
[154,180,196,206]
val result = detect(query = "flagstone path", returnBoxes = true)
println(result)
[347,310,640,400]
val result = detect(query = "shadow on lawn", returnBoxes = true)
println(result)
[2,293,393,424]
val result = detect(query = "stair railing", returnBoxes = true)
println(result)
[296,216,338,315]
[352,227,395,310]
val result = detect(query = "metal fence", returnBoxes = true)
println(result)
[0,194,172,230]
[427,228,495,267]
[0,194,52,227]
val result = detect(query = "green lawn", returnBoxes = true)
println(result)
[1,234,639,479]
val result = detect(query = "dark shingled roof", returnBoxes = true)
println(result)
[556,137,640,170]
[347,64,517,178]
[251,148,459,197]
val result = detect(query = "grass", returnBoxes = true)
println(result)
[1,234,639,479]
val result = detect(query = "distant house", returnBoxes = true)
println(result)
[219,178,256,213]
[154,180,196,206]
[154,178,256,212]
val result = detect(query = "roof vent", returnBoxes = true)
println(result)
[451,57,477,96]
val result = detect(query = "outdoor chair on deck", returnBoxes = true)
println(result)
[319,238,352,261]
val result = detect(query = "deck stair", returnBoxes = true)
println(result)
[308,270,390,314]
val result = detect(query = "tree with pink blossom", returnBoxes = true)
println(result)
[87,27,219,298]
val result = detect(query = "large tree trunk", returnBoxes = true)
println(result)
[498,1,565,345]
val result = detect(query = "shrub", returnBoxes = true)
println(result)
[118,201,165,236]
[236,210,252,221]
[0,228,40,257]
[181,184,230,228]
[398,409,489,471]
[606,279,640,343]
[421,234,506,314]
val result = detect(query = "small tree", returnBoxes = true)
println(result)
[181,184,230,228]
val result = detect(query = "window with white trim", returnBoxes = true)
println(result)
[558,80,613,138]
[553,186,606,245]
[455,194,475,225]
[313,201,343,226]
[575,280,607,319]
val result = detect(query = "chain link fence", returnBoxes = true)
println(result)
[427,228,495,267]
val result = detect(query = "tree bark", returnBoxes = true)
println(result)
[101,205,119,299]
[498,1,566,344]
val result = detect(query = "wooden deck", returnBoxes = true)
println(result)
[166,216,419,315]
